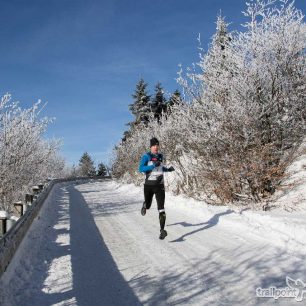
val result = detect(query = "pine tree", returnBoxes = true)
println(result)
[97,162,108,177]
[215,14,231,52]
[167,89,183,111]
[79,152,96,177]
[151,82,167,121]
[201,15,233,106]
[129,79,151,127]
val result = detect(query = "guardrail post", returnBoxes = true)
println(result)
[25,193,34,205]
[6,216,18,232]
[24,193,33,213]
[32,186,40,200]
[14,201,23,217]
[32,186,40,194]
[0,211,9,236]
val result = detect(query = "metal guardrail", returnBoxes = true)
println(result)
[0,176,110,277]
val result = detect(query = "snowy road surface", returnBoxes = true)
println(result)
[1,180,306,305]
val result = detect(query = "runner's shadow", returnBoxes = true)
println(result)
[168,209,233,242]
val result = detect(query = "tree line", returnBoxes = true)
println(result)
[122,80,182,142]
[112,0,306,207]
[73,152,108,177]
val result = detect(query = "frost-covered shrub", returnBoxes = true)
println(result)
[113,0,306,205]
[177,0,306,203]
[0,94,65,212]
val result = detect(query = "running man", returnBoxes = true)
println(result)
[139,137,175,239]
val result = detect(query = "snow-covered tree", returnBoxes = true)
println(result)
[165,89,183,115]
[151,82,167,121]
[200,15,233,106]
[97,162,108,176]
[79,152,96,176]
[0,94,66,212]
[129,79,151,127]
[173,0,306,203]
[113,0,306,206]
[168,90,182,107]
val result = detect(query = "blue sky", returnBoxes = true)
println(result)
[1,0,305,167]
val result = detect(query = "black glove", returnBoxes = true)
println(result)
[154,161,161,167]
[168,166,175,172]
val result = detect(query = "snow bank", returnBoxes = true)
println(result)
[113,175,306,255]
[270,140,306,210]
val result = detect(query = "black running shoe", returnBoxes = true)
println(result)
[159,229,167,240]
[141,202,146,216]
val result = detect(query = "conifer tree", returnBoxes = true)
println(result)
[97,162,108,177]
[129,79,151,127]
[79,152,96,176]
[151,82,167,121]
[200,15,233,106]
[167,89,183,111]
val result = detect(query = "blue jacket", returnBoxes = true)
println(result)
[139,152,171,185]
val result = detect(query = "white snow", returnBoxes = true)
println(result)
[270,140,306,211]
[0,178,306,305]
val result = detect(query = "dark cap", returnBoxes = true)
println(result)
[150,137,159,147]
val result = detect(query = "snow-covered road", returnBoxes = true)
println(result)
[1,180,306,306]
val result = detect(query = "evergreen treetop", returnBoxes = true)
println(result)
[129,78,151,126]
[79,152,96,176]
[151,82,167,121]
